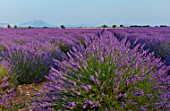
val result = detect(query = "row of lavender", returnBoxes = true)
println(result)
[32,29,170,110]
[0,28,170,110]
[109,27,170,66]
[0,28,103,109]
[0,28,103,83]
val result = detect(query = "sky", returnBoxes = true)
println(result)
[0,0,170,26]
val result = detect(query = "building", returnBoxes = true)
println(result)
[0,23,9,28]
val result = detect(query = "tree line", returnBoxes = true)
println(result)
[2,24,169,29]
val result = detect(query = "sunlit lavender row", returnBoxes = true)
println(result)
[0,28,170,110]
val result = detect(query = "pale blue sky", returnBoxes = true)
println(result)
[0,0,170,26]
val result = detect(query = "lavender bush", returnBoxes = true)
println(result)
[0,66,16,110]
[0,47,50,84]
[32,35,170,110]
[58,42,72,54]
[109,28,170,68]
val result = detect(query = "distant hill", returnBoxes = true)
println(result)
[18,20,56,28]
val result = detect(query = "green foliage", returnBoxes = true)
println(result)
[0,66,16,91]
[0,67,9,81]
[77,37,86,46]
[14,25,17,28]
[101,24,109,28]
[28,26,33,28]
[143,25,150,27]
[160,25,167,27]
[61,25,65,29]
[7,24,11,28]
[112,25,117,28]
[58,43,72,54]
[0,45,5,52]
[120,25,124,27]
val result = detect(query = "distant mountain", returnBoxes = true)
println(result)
[18,20,56,28]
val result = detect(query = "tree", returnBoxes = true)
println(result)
[7,24,11,28]
[160,25,167,27]
[120,25,124,28]
[61,25,65,29]
[101,24,108,28]
[143,25,150,27]
[14,25,17,28]
[28,26,33,28]
[112,25,117,28]
[130,25,142,27]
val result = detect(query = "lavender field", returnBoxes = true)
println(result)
[0,28,170,111]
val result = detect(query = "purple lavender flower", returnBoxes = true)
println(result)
[69,102,75,110]
[83,104,87,109]
[32,29,170,111]
[81,85,89,91]
[87,84,92,90]
[0,76,16,109]
[94,78,99,85]
[90,75,95,81]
